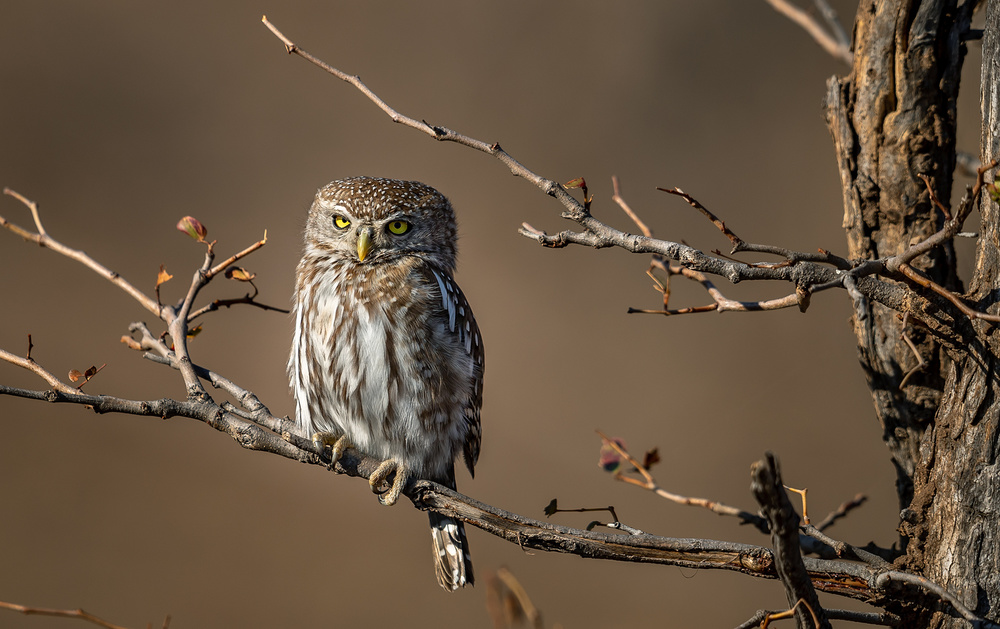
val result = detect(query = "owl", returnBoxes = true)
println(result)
[288,177,483,591]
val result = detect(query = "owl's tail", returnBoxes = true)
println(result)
[429,511,474,591]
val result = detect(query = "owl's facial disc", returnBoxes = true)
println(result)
[356,226,374,261]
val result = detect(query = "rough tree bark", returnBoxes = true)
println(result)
[827,0,998,626]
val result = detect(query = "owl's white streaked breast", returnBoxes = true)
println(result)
[290,253,473,479]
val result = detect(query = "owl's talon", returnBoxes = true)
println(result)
[370,458,410,506]
[312,432,352,471]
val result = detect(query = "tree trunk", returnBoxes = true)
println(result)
[828,0,998,625]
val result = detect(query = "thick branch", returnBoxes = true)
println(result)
[751,453,831,629]
[0,376,913,607]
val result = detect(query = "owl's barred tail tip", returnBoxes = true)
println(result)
[429,512,474,592]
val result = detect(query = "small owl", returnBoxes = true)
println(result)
[288,177,483,591]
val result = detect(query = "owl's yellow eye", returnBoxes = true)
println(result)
[333,215,351,230]
[387,220,410,235]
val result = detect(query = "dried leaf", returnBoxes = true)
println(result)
[83,365,98,379]
[564,176,586,189]
[796,284,811,313]
[156,264,173,288]
[68,369,83,382]
[187,325,203,339]
[176,216,208,241]
[543,499,558,517]
[225,266,256,282]
[599,437,626,473]
[642,447,661,470]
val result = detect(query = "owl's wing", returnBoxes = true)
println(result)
[430,267,484,477]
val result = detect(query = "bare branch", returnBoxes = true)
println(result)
[814,493,867,531]
[0,359,916,609]
[631,262,806,315]
[813,0,851,50]
[659,186,743,249]
[205,230,268,280]
[764,0,854,65]
[875,571,1000,629]
[260,16,577,214]
[0,600,134,629]
[918,173,952,221]
[1,189,162,317]
[751,453,831,629]
[887,160,999,273]
[0,347,82,396]
[264,17,1000,333]
[612,176,652,238]
[2,187,47,237]
[898,263,1000,324]
[598,432,769,532]
[734,608,899,628]
[187,294,290,322]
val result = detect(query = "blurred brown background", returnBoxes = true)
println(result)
[0,1,984,627]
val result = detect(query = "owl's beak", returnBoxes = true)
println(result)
[357,228,374,261]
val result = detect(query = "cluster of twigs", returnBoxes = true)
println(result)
[265,13,1000,340]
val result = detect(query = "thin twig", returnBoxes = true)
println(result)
[187,295,290,321]
[734,607,899,628]
[1,189,162,318]
[898,263,1000,323]
[0,600,131,629]
[3,187,48,237]
[815,493,867,531]
[758,598,821,629]
[658,186,743,249]
[764,0,854,65]
[785,485,810,524]
[261,16,570,210]
[73,363,107,391]
[612,176,652,238]
[888,160,999,272]
[918,174,952,220]
[205,231,268,280]
[630,263,806,315]
[597,431,769,532]
[899,313,927,389]
[0,347,81,396]
[813,0,851,50]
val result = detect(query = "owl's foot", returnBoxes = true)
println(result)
[312,432,352,471]
[369,458,411,506]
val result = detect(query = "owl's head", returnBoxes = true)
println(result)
[305,177,459,271]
